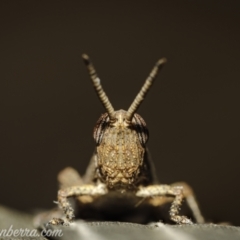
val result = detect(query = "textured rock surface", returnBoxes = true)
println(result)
[48,221,240,240]
[0,205,240,240]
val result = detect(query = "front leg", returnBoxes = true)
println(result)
[136,185,193,224]
[171,182,205,224]
[48,183,108,226]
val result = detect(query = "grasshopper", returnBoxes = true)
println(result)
[41,54,204,226]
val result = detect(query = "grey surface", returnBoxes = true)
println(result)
[48,222,240,240]
[0,205,240,240]
[0,206,47,240]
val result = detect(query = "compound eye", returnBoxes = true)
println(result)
[132,113,149,146]
[93,113,110,145]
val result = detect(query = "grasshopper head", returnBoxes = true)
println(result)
[82,54,166,189]
[93,110,148,189]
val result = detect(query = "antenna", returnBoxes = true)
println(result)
[82,54,115,120]
[126,58,167,121]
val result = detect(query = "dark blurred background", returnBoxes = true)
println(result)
[0,0,240,225]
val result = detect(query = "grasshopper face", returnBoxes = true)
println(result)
[94,110,148,188]
[82,54,166,189]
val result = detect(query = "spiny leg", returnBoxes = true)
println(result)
[59,167,89,208]
[48,184,108,226]
[33,167,84,227]
[136,184,193,224]
[33,207,64,228]
[171,182,205,224]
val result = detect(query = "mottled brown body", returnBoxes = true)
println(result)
[35,54,205,227]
